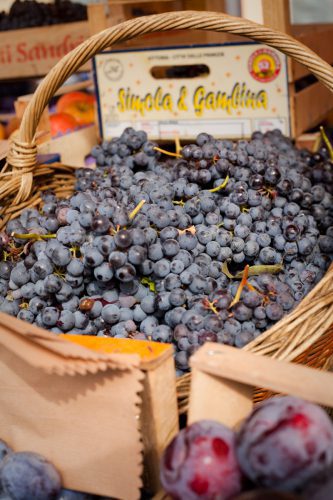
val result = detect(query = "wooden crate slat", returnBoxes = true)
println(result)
[262,0,291,33]
[88,3,109,35]
[37,125,98,167]
[183,0,225,10]
[291,24,333,81]
[294,80,333,137]
[119,0,183,19]
[109,0,177,3]
[54,80,94,97]
[111,29,244,49]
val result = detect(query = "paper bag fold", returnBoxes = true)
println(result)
[0,313,140,374]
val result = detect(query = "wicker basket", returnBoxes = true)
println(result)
[2,11,333,414]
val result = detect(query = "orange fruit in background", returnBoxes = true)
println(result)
[62,101,95,126]
[56,91,95,113]
[0,123,5,140]
[49,112,79,137]
[5,116,21,139]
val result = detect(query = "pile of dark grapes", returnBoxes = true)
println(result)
[0,127,332,374]
[0,0,87,31]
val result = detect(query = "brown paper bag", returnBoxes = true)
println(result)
[189,343,333,428]
[0,313,145,500]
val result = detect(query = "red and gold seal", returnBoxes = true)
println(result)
[248,48,281,83]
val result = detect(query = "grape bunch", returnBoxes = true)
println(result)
[0,0,87,31]
[0,127,332,374]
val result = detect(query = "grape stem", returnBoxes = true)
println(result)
[202,298,220,317]
[319,126,333,161]
[178,225,196,235]
[153,146,182,158]
[209,175,229,193]
[221,261,234,279]
[226,262,280,308]
[222,261,283,279]
[110,225,121,235]
[128,200,146,221]
[53,267,66,280]
[11,232,56,241]
[70,246,80,259]
[140,277,156,293]
[235,263,283,278]
[229,265,250,308]
[2,251,9,261]
[258,186,277,199]
[174,134,182,156]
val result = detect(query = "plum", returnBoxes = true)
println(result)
[301,463,333,499]
[0,451,61,500]
[160,420,242,500]
[236,396,333,491]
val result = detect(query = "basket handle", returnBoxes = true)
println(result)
[7,10,333,200]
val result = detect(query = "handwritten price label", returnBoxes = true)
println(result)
[0,35,85,65]
[0,22,89,79]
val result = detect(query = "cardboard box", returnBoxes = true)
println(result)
[11,83,97,168]
[94,43,290,141]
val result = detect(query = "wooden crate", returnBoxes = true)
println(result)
[0,1,227,80]
[290,24,333,136]
[0,0,138,81]
[242,0,333,137]
[0,21,91,80]
[88,0,233,46]
[0,0,229,81]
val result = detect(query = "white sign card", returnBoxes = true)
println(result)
[93,43,290,141]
